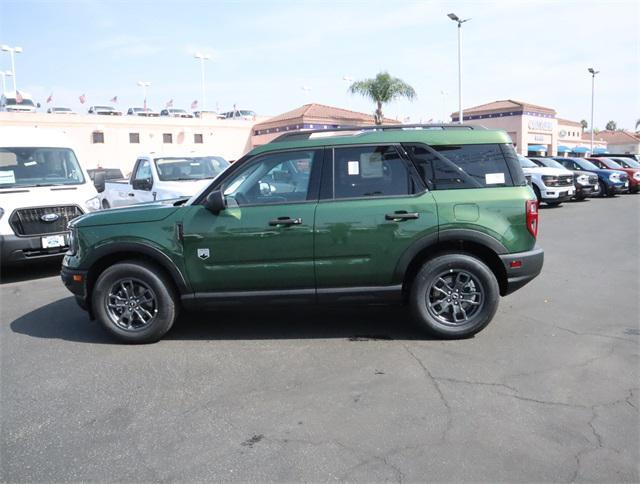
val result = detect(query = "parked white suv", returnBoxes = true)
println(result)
[0,129,101,265]
[97,154,230,208]
[518,155,575,206]
[1,91,38,113]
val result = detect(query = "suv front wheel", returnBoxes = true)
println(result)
[410,253,499,338]
[92,261,178,343]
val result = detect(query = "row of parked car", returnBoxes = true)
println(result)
[519,154,639,206]
[50,105,256,119]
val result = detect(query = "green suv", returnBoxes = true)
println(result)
[61,125,543,343]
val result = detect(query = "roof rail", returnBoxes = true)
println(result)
[270,123,486,143]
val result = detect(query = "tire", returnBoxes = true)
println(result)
[532,185,542,202]
[546,201,562,207]
[92,261,178,343]
[410,253,500,339]
[102,199,110,209]
[598,180,609,197]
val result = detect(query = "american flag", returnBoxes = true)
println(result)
[166,99,173,108]
[110,95,118,103]
[191,100,198,110]
[79,94,86,104]
[15,91,23,103]
[46,93,53,103]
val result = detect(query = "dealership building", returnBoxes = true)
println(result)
[451,100,607,156]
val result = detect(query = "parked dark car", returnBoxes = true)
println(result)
[553,157,628,197]
[529,157,599,199]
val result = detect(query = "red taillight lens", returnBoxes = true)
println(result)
[526,199,538,238]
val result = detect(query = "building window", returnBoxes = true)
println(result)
[163,133,173,144]
[129,132,140,144]
[92,131,104,144]
[194,133,203,144]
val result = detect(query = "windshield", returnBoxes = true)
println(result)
[613,158,640,168]
[5,98,35,107]
[575,159,599,171]
[517,155,538,168]
[154,157,229,181]
[539,158,565,170]
[95,106,113,110]
[0,147,85,188]
[600,158,623,169]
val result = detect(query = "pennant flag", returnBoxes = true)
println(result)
[79,94,86,104]
[191,100,198,110]
[143,98,147,112]
[110,95,118,103]
[166,99,173,108]
[46,93,53,103]
[15,91,23,103]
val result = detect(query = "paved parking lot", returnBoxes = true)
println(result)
[1,194,638,482]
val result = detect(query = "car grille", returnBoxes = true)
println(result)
[9,205,83,236]
[619,173,628,182]
[588,175,598,185]
[558,175,574,186]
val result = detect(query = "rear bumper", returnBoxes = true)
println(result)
[499,247,544,296]
[0,233,69,266]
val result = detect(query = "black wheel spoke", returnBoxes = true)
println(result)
[426,269,485,327]
[105,278,158,332]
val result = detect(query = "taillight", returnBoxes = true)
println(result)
[526,199,538,238]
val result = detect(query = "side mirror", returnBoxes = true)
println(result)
[132,178,153,190]
[37,102,41,108]
[94,172,106,193]
[204,190,226,214]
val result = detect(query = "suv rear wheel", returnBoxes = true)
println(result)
[92,261,178,343]
[410,253,499,338]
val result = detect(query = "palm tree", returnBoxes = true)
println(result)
[349,71,416,125]
[580,119,588,130]
[635,118,640,130]
[605,120,617,131]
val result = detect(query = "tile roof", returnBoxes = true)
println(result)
[254,103,398,129]
[557,118,583,127]
[583,130,640,144]
[452,99,556,116]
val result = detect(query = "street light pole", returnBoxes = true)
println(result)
[137,81,151,112]
[588,67,600,154]
[0,71,13,93]
[0,45,22,93]
[194,53,211,111]
[447,14,470,124]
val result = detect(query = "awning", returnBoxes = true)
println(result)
[527,144,547,152]
[572,146,589,153]
[593,147,608,154]
[557,145,571,153]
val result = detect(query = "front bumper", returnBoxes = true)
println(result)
[0,233,69,266]
[499,247,544,296]
[575,184,596,196]
[541,186,574,202]
[60,266,89,311]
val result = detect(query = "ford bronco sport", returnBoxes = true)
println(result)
[61,125,543,343]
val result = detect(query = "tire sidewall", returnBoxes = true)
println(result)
[92,261,177,343]
[411,253,500,338]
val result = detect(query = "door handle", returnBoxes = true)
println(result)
[269,217,302,227]
[128,193,135,197]
[385,211,419,221]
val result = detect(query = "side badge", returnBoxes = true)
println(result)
[197,248,210,260]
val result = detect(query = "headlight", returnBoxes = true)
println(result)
[85,196,101,211]
[609,173,620,182]
[0,207,4,220]
[67,227,78,256]
[542,175,559,186]
[633,172,640,181]
[577,175,589,185]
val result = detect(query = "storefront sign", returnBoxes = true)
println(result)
[527,119,553,131]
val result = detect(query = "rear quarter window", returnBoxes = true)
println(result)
[405,143,525,190]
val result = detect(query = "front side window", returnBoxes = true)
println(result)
[222,150,318,206]
[406,143,519,190]
[0,147,85,187]
[133,160,152,181]
[333,145,413,199]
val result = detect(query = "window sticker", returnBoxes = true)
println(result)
[347,160,360,176]
[24,161,37,167]
[360,152,384,178]
[0,170,16,184]
[485,172,505,184]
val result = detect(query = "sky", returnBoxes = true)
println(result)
[1,0,638,130]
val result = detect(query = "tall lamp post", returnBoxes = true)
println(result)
[0,70,13,93]
[447,13,470,124]
[588,67,599,154]
[0,45,22,93]
[194,53,211,111]
[137,81,151,112]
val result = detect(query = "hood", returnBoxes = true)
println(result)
[521,166,572,176]
[589,167,624,177]
[157,179,212,196]
[0,184,96,214]
[5,105,36,112]
[71,198,183,228]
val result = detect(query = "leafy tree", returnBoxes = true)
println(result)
[605,120,617,131]
[580,119,588,130]
[349,71,416,125]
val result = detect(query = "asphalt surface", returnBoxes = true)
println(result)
[1,194,639,483]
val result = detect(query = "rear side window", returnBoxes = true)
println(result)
[333,145,414,199]
[405,143,524,190]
